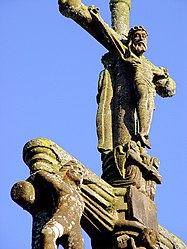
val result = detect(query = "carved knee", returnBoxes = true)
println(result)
[41,226,57,249]
[41,221,64,241]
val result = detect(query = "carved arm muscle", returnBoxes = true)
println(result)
[35,170,73,194]
[58,0,126,56]
[152,64,176,98]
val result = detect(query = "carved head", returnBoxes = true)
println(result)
[128,26,148,56]
[60,160,84,186]
[138,228,159,249]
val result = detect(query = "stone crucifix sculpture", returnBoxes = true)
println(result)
[58,0,175,182]
[11,1,187,249]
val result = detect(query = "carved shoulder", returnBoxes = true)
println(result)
[142,57,176,98]
[59,0,126,55]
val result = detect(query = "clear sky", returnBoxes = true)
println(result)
[1,0,187,248]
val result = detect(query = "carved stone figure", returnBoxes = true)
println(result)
[101,140,161,200]
[116,228,159,249]
[125,26,176,148]
[125,141,161,200]
[40,161,85,249]
[58,0,176,190]
[11,156,85,249]
[10,0,186,248]
[11,138,186,248]
[58,0,176,153]
[97,25,175,151]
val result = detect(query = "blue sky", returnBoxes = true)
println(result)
[1,0,187,248]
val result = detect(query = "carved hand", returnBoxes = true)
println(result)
[58,0,81,9]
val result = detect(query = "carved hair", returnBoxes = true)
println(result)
[59,160,84,181]
[126,26,148,56]
[128,26,148,41]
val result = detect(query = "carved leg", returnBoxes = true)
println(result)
[68,226,84,249]
[41,221,64,249]
[135,85,153,149]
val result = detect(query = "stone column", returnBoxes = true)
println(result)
[110,0,131,37]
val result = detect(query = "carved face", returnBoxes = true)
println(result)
[140,228,158,248]
[67,165,84,185]
[131,30,148,56]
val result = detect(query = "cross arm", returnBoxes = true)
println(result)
[58,0,127,57]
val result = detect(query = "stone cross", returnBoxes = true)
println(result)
[11,1,186,248]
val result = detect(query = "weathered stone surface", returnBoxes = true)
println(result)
[10,0,185,247]
[11,138,186,248]
[126,186,158,231]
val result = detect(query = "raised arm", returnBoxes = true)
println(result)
[58,0,127,57]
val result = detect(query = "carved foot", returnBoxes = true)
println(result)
[139,133,151,149]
